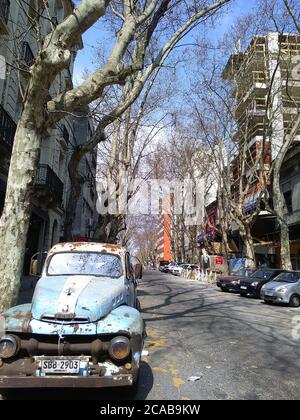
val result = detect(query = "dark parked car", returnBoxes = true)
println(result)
[217,268,257,293]
[238,268,285,298]
[159,261,171,272]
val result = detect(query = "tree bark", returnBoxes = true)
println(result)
[0,0,110,312]
[239,224,256,268]
[273,173,293,270]
[0,114,42,311]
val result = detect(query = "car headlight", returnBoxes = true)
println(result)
[277,287,287,294]
[261,284,266,290]
[0,335,19,359]
[251,282,259,287]
[109,336,130,361]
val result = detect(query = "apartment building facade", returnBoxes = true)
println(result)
[156,195,172,263]
[71,111,98,241]
[223,32,300,267]
[0,0,97,272]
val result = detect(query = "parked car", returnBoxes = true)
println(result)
[238,268,285,298]
[261,271,300,307]
[169,263,184,276]
[159,261,170,272]
[161,262,177,273]
[185,264,199,271]
[217,268,257,293]
[0,242,145,396]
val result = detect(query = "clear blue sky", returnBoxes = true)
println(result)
[73,0,258,83]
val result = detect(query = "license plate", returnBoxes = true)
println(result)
[240,286,247,290]
[40,359,81,374]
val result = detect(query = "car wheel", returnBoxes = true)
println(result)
[289,294,300,308]
[221,286,228,292]
[256,287,262,299]
[240,293,247,298]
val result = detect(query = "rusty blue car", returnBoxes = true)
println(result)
[0,242,145,394]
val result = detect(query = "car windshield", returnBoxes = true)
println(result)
[273,272,300,283]
[233,269,247,276]
[47,252,123,277]
[251,270,274,280]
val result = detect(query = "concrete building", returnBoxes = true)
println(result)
[0,0,97,272]
[71,111,97,241]
[156,195,172,263]
[223,32,300,266]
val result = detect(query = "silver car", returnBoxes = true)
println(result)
[261,271,300,307]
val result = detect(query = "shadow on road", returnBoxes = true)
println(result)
[139,272,300,385]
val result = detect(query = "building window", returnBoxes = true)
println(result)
[283,190,293,214]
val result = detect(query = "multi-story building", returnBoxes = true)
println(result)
[223,32,300,266]
[156,195,172,263]
[0,0,97,272]
[71,110,98,241]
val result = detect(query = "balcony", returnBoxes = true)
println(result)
[21,42,35,67]
[35,164,63,207]
[0,104,16,150]
[0,0,9,34]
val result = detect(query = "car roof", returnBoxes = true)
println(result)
[276,270,300,274]
[48,242,127,256]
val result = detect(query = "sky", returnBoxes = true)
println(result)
[73,0,259,84]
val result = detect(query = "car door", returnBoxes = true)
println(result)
[125,253,136,307]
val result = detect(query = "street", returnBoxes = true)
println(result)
[137,271,300,400]
[2,270,300,400]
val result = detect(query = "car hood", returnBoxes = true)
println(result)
[31,275,127,323]
[239,276,266,285]
[263,281,294,290]
[220,275,248,284]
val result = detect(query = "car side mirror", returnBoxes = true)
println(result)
[134,263,143,280]
[30,259,39,276]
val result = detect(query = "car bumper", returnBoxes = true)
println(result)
[218,282,239,291]
[239,285,258,296]
[0,374,134,389]
[261,291,290,304]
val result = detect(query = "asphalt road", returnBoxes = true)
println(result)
[1,270,300,400]
[137,271,300,400]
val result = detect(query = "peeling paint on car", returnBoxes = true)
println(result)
[0,242,145,390]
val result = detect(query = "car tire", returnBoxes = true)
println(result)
[264,300,273,305]
[221,286,228,292]
[256,287,262,299]
[289,294,300,308]
[240,293,247,298]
